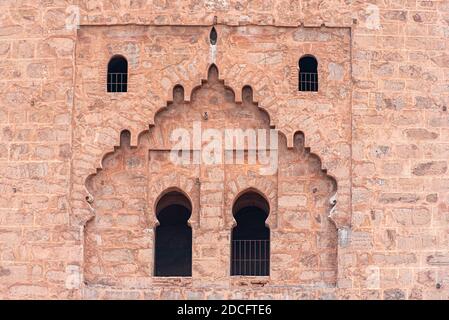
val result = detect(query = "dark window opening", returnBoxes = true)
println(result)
[231,191,270,276]
[299,55,318,92]
[107,55,128,93]
[154,191,192,277]
[210,27,217,45]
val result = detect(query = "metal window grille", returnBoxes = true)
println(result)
[231,239,270,276]
[107,72,128,93]
[299,72,318,92]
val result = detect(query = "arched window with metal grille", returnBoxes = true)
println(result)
[107,55,128,93]
[231,190,270,276]
[298,55,318,92]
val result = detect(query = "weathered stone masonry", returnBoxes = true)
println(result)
[0,1,448,299]
[84,65,338,289]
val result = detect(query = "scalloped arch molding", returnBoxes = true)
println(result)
[82,62,341,287]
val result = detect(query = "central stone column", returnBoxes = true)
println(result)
[193,162,229,285]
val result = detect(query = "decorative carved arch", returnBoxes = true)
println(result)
[82,64,344,230]
[225,179,277,229]
[288,130,338,228]
[230,187,271,227]
[149,183,200,229]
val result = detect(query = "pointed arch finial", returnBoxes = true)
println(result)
[120,130,131,148]
[210,27,217,45]
[208,64,219,81]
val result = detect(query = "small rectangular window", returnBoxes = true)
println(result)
[299,55,318,92]
[107,56,128,93]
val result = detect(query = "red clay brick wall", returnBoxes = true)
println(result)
[0,1,448,299]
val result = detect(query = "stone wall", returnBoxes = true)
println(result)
[0,0,448,299]
[84,68,338,291]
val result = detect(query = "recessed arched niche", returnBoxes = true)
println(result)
[84,64,338,288]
